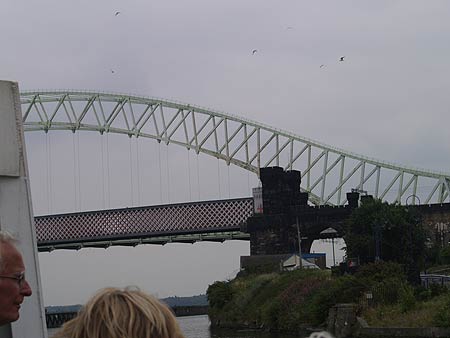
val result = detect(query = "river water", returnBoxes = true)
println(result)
[48,314,307,338]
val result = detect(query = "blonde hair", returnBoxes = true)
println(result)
[54,287,185,338]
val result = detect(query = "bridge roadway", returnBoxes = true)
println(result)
[35,197,254,252]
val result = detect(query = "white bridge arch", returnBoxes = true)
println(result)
[20,90,450,206]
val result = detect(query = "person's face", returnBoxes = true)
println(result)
[0,242,32,325]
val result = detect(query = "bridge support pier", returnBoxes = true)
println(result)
[0,81,47,338]
[242,167,357,270]
[245,167,309,256]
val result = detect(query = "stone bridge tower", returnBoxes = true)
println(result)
[243,166,357,258]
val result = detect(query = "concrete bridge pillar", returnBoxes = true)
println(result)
[0,81,47,338]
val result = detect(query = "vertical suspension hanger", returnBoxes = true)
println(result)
[187,149,192,201]
[158,141,163,203]
[100,133,105,209]
[247,169,251,195]
[48,132,53,213]
[166,145,170,203]
[45,131,51,214]
[217,158,221,198]
[227,164,231,198]
[77,132,81,211]
[106,132,111,208]
[72,132,77,211]
[136,136,141,206]
[196,153,200,200]
[129,135,134,206]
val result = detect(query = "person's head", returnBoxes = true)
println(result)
[0,230,33,326]
[55,287,185,338]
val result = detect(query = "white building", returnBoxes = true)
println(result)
[282,254,320,271]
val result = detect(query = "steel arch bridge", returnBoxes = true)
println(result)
[20,90,450,206]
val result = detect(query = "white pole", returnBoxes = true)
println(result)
[0,81,47,338]
[332,237,336,266]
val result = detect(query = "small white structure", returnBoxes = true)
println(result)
[282,254,320,271]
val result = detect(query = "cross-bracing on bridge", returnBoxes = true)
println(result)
[21,90,450,208]
[35,198,253,251]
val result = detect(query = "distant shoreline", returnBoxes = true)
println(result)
[45,301,209,328]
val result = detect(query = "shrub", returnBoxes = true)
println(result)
[370,278,409,305]
[309,275,365,325]
[355,261,406,284]
[399,284,416,313]
[207,281,233,310]
[433,292,450,327]
[430,283,449,297]
[415,285,433,302]
[261,298,282,329]
[440,246,450,265]
[350,261,414,306]
[262,273,329,331]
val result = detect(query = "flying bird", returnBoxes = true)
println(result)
[320,64,326,68]
[252,49,258,55]
[115,11,121,16]
[110,69,115,74]
[339,56,345,62]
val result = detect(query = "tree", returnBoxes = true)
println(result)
[207,281,233,310]
[344,198,427,284]
[440,246,450,265]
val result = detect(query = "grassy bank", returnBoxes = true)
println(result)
[362,292,450,327]
[207,262,450,333]
[207,268,352,332]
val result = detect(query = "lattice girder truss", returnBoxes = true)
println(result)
[20,90,450,206]
[35,198,253,251]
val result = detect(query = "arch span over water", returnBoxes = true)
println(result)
[20,90,450,206]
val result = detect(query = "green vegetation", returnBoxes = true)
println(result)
[362,290,450,327]
[207,262,450,333]
[207,269,334,331]
[207,263,405,331]
[436,247,450,265]
[344,198,427,284]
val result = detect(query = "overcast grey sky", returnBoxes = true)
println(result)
[2,0,450,305]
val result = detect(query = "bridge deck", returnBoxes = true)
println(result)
[35,198,253,251]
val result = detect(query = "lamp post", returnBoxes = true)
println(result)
[406,194,421,206]
[296,216,303,269]
[373,222,382,262]
[331,237,336,266]
[405,194,421,281]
